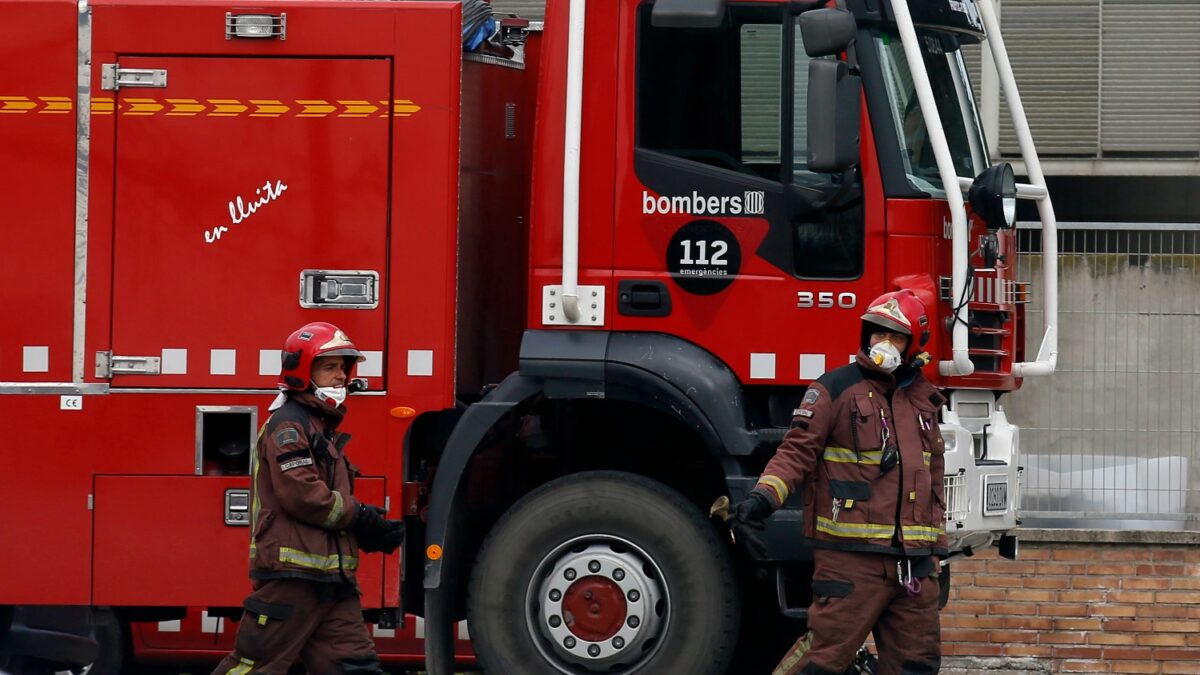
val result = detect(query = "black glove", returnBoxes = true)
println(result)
[351,504,406,554]
[727,491,773,559]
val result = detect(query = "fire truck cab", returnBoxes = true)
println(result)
[0,0,1057,672]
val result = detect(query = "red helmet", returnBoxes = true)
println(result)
[860,289,930,359]
[278,321,366,391]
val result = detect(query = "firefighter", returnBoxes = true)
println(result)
[213,321,404,675]
[730,290,948,675]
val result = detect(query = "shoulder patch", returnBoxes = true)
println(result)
[274,427,301,447]
[802,389,821,406]
[817,364,865,400]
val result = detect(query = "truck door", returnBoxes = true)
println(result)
[107,56,390,389]
[617,5,884,384]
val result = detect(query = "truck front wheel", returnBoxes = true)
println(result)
[467,471,739,675]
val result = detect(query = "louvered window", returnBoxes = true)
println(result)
[963,0,1200,159]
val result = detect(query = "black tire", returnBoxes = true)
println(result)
[84,608,125,675]
[467,471,739,675]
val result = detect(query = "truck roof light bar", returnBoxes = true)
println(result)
[226,12,286,41]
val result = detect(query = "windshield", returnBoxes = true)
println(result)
[875,33,988,195]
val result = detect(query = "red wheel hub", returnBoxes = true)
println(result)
[560,575,628,642]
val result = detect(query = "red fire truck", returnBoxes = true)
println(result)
[0,0,1060,672]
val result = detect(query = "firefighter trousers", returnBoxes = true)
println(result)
[212,578,384,675]
[774,549,941,675]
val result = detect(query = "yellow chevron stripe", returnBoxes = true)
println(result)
[4,96,423,119]
[166,98,206,116]
[39,96,72,113]
[124,98,163,115]
[0,96,37,113]
[338,99,378,117]
[208,99,247,116]
[297,99,336,117]
[250,99,289,117]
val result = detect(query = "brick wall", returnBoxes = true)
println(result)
[940,530,1200,674]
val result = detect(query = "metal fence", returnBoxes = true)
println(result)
[1009,224,1200,530]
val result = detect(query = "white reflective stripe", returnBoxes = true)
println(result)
[23,346,49,373]
[799,353,826,380]
[414,616,425,639]
[201,610,224,634]
[358,351,384,377]
[457,621,471,640]
[373,624,395,638]
[322,491,345,528]
[259,349,281,376]
[161,348,187,374]
[210,349,237,375]
[157,619,181,633]
[750,353,776,380]
[407,349,434,377]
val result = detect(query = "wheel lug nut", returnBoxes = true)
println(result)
[549,589,562,602]
[564,636,576,649]
[613,569,625,581]
[612,637,625,649]
[564,568,577,581]
[627,590,640,602]
[549,615,562,628]
[588,645,601,657]
[588,560,601,573]
[628,616,640,628]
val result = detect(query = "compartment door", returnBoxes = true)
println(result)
[109,56,391,389]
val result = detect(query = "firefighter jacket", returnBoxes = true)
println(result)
[249,391,363,584]
[756,354,949,558]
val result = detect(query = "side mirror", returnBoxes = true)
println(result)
[799,8,857,57]
[651,0,726,29]
[968,163,1017,229]
[807,59,861,173]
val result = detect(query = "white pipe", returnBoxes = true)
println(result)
[559,0,585,323]
[888,0,973,377]
[976,0,1058,377]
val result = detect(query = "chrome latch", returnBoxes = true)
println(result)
[225,488,251,526]
[95,351,162,377]
[299,270,379,309]
[100,65,168,91]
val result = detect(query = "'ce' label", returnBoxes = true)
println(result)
[797,291,857,309]
[60,395,83,410]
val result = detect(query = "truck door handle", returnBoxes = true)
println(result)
[617,280,671,317]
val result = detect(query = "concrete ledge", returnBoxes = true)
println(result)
[1016,528,1200,545]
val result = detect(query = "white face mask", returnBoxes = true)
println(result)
[868,341,903,372]
[314,386,348,407]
